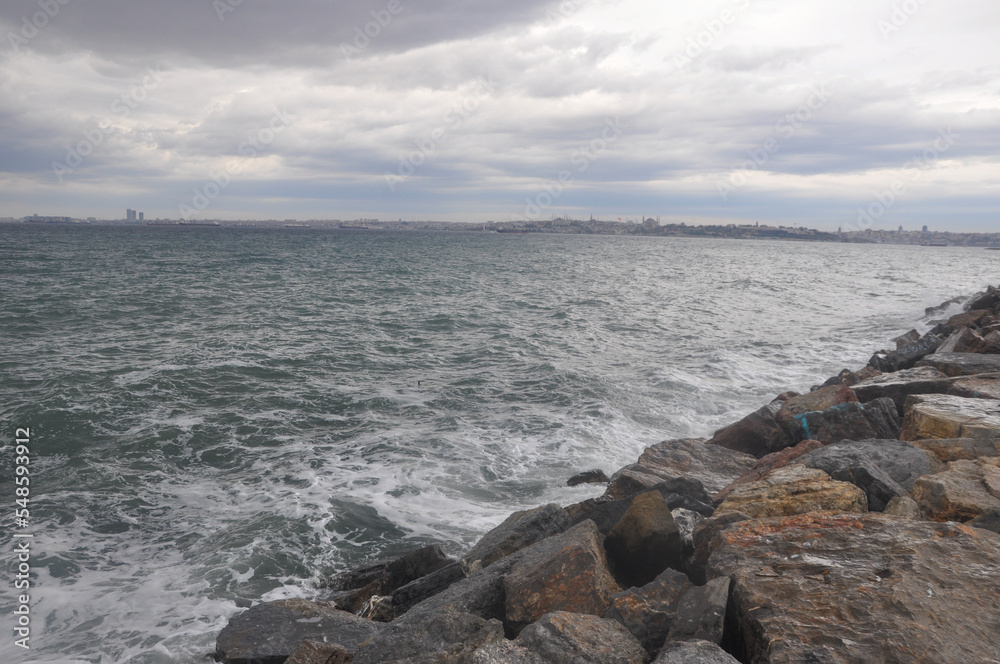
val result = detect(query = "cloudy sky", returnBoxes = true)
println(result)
[1,0,998,230]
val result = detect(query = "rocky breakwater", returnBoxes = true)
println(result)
[214,285,1000,664]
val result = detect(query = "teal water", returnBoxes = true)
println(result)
[1,224,997,663]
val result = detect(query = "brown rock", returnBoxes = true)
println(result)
[706,399,794,459]
[713,439,824,503]
[604,490,683,588]
[689,512,751,585]
[664,576,731,646]
[608,438,756,497]
[915,352,1000,377]
[714,465,868,519]
[604,568,692,653]
[504,520,621,629]
[352,607,504,664]
[883,495,922,518]
[707,513,1000,664]
[937,327,987,354]
[980,330,1000,353]
[900,394,1000,440]
[786,398,901,445]
[514,612,648,664]
[774,385,857,434]
[947,373,1000,400]
[470,640,546,664]
[324,545,453,613]
[947,309,990,329]
[286,640,351,664]
[911,437,1000,462]
[912,458,1000,522]
[463,504,571,569]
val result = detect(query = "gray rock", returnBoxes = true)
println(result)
[852,366,952,414]
[285,640,350,664]
[568,469,610,486]
[470,639,546,664]
[390,560,467,616]
[514,612,647,664]
[463,504,571,569]
[800,439,939,511]
[671,508,703,559]
[604,490,683,588]
[705,400,795,459]
[351,606,504,664]
[323,544,453,613]
[970,507,1000,534]
[569,480,714,538]
[689,512,751,585]
[869,333,944,373]
[604,567,693,653]
[707,513,1000,664]
[216,599,382,664]
[653,639,741,664]
[665,576,731,646]
[883,495,922,519]
[613,438,756,495]
[786,398,901,445]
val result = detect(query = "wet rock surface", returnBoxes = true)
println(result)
[714,465,868,518]
[604,490,683,587]
[707,513,1000,664]
[653,639,741,664]
[900,394,1000,440]
[604,567,692,653]
[462,504,571,569]
[786,397,901,444]
[514,611,648,664]
[916,351,1000,376]
[912,457,1000,522]
[609,437,756,496]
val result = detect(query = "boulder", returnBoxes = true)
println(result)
[706,513,1000,664]
[815,365,882,389]
[947,308,991,328]
[895,329,922,349]
[285,640,351,664]
[852,366,952,414]
[504,520,621,629]
[925,295,966,316]
[786,398,901,445]
[774,385,857,433]
[911,458,1000,522]
[713,439,824,503]
[610,438,756,496]
[390,561,467,616]
[664,576,731,646]
[915,352,1000,376]
[462,504,571,569]
[963,287,999,312]
[900,394,1000,440]
[569,479,714,538]
[910,437,1000,462]
[324,545,453,613]
[604,490,683,587]
[514,612,648,664]
[946,372,1000,400]
[690,513,751,585]
[980,330,1000,353]
[799,439,939,512]
[351,606,504,664]
[568,469,610,486]
[937,327,987,354]
[216,599,382,664]
[883,495,922,519]
[604,568,693,653]
[653,639,740,664]
[869,333,944,373]
[714,465,868,519]
[706,399,795,459]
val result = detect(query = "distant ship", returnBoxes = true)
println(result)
[920,242,947,247]
[338,223,369,229]
[178,221,221,227]
[284,223,310,228]
[496,228,531,234]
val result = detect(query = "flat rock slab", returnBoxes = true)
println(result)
[352,606,503,664]
[707,513,1000,664]
[713,440,824,503]
[900,394,1000,440]
[947,373,1000,400]
[504,520,620,628]
[608,438,755,497]
[285,640,350,664]
[912,458,1000,522]
[216,599,382,664]
[852,366,952,411]
[916,352,1000,377]
[787,398,901,445]
[514,612,647,664]
[715,465,868,519]
[911,437,1000,462]
[665,576,731,646]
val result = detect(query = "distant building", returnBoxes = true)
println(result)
[23,214,73,223]
[898,225,904,232]
[923,225,929,232]
[138,212,144,222]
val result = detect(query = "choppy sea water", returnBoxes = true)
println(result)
[1,224,997,663]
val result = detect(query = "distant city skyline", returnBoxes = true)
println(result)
[1,1,998,231]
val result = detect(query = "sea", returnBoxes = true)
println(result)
[1,223,997,664]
